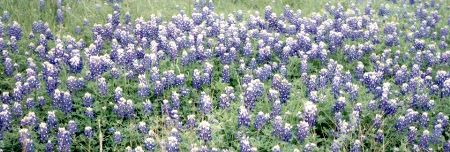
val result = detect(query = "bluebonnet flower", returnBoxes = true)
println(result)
[444,140,450,152]
[83,93,93,107]
[333,97,346,113]
[407,126,417,145]
[419,112,429,128]
[161,100,171,116]
[350,140,361,152]
[1,92,10,104]
[238,105,251,128]
[199,92,212,115]
[114,87,122,103]
[165,136,179,152]
[143,99,153,115]
[9,21,22,40]
[67,120,77,135]
[138,121,148,135]
[57,127,71,152]
[85,107,94,119]
[97,77,108,96]
[432,123,443,144]
[84,126,93,138]
[4,57,14,76]
[185,114,196,129]
[297,121,309,142]
[45,140,54,152]
[25,98,35,110]
[268,89,280,103]
[0,104,12,130]
[47,111,57,130]
[20,112,37,128]
[304,143,317,152]
[272,116,284,138]
[114,98,135,119]
[281,123,292,142]
[240,136,253,152]
[222,65,230,83]
[144,137,156,151]
[12,102,23,118]
[273,94,287,114]
[198,121,212,142]
[154,81,164,97]
[303,101,317,126]
[420,130,430,150]
[331,140,341,152]
[254,111,268,131]
[56,9,64,25]
[114,131,122,144]
[375,129,384,143]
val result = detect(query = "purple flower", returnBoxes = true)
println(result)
[350,140,361,152]
[304,143,317,152]
[4,57,14,76]
[444,140,450,152]
[154,81,164,97]
[56,9,64,25]
[221,65,230,83]
[270,99,282,118]
[138,121,148,135]
[25,98,35,110]
[8,21,22,40]
[46,140,54,152]
[408,126,417,145]
[419,112,429,128]
[238,106,251,128]
[373,114,382,129]
[199,92,212,115]
[83,93,93,107]
[170,92,180,110]
[297,121,309,142]
[47,111,57,130]
[281,123,292,142]
[185,114,196,129]
[85,107,94,119]
[67,120,77,135]
[38,123,49,142]
[12,102,23,118]
[84,126,93,139]
[198,121,212,142]
[303,101,317,126]
[113,131,122,144]
[331,140,341,152]
[254,111,268,131]
[333,97,346,113]
[114,98,135,119]
[240,136,253,152]
[432,124,443,144]
[20,112,37,128]
[57,128,71,152]
[97,77,108,96]
[375,129,384,143]
[114,87,122,102]
[272,116,283,138]
[143,99,153,115]
[419,130,430,150]
[165,136,179,152]
[144,137,156,151]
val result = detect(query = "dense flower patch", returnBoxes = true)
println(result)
[0,0,449,151]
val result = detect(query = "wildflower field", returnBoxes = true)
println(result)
[0,0,449,151]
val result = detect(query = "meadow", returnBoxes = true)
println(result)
[0,0,449,151]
